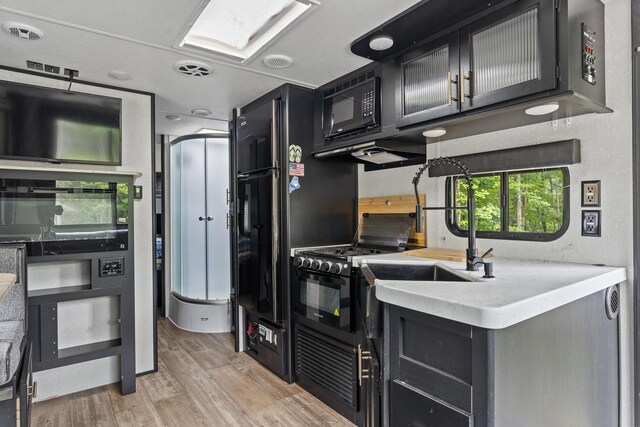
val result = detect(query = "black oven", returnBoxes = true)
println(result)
[295,269,352,332]
[322,77,380,140]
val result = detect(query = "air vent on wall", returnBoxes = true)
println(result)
[174,60,213,77]
[2,22,43,40]
[263,54,293,69]
[605,285,619,320]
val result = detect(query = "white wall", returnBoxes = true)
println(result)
[0,69,155,399]
[358,0,634,424]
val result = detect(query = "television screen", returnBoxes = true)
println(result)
[0,79,122,165]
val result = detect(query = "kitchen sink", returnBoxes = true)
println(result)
[362,263,472,283]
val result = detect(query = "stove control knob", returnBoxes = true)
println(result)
[330,263,342,274]
[293,257,304,267]
[320,261,331,272]
[301,258,311,268]
[310,259,321,270]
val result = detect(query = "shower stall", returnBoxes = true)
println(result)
[168,134,231,333]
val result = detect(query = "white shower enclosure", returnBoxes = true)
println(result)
[169,134,231,333]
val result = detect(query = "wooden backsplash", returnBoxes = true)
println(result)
[358,194,426,247]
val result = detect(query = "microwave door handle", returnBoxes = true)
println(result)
[330,112,335,134]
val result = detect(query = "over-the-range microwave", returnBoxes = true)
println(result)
[322,77,380,140]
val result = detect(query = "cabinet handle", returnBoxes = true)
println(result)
[460,68,471,104]
[226,189,230,205]
[27,382,37,399]
[198,216,205,221]
[447,72,459,106]
[207,216,213,221]
[226,213,231,229]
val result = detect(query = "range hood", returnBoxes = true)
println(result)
[314,139,425,167]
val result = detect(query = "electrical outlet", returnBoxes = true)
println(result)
[581,180,600,207]
[582,210,601,236]
[64,68,79,78]
[26,60,43,71]
[44,64,60,74]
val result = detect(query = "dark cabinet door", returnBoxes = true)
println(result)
[237,171,280,322]
[396,32,460,128]
[390,380,471,427]
[459,0,557,111]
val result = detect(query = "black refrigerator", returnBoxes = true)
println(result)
[230,84,357,382]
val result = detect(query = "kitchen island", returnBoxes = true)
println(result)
[357,254,626,427]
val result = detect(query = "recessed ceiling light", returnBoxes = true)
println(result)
[422,128,447,138]
[525,102,560,116]
[369,35,394,51]
[195,128,224,134]
[166,115,181,121]
[107,70,133,81]
[2,22,44,41]
[191,109,212,117]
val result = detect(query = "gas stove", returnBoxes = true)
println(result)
[293,245,399,276]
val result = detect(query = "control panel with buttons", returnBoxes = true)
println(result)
[293,255,351,277]
[582,23,597,85]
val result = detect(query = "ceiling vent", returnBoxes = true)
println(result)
[2,22,44,41]
[174,60,213,77]
[263,54,294,69]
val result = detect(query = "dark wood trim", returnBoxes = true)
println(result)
[632,0,640,422]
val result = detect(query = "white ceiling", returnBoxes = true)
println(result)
[0,0,419,136]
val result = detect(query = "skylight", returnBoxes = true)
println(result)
[179,0,318,62]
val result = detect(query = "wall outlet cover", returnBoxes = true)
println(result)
[582,210,601,237]
[581,180,601,207]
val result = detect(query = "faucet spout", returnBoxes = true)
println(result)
[412,156,480,272]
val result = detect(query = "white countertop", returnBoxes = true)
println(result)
[358,253,626,329]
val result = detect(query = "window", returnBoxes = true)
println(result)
[446,168,569,241]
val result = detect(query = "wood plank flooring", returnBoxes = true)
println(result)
[32,318,354,427]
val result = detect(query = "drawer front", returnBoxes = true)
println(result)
[391,380,471,427]
[389,305,472,412]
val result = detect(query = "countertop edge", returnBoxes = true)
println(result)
[376,267,627,329]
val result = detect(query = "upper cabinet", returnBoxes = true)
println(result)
[398,0,558,127]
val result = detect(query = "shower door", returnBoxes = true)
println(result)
[171,135,230,302]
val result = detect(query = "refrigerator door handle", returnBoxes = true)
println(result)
[271,99,280,320]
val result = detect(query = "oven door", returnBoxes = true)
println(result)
[296,270,351,332]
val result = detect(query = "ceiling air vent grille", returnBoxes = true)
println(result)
[174,60,213,77]
[263,55,293,69]
[3,22,43,41]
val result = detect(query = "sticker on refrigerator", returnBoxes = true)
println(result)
[289,145,302,163]
[289,162,305,176]
[289,176,300,194]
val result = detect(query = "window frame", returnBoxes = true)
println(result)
[445,167,570,242]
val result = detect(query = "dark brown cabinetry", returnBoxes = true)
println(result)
[397,0,557,127]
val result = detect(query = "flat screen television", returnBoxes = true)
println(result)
[0,79,122,165]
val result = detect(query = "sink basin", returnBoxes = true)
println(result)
[363,263,472,283]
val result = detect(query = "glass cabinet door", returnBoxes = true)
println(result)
[397,32,460,128]
[460,0,556,111]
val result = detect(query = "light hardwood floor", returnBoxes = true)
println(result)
[32,317,353,426]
